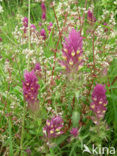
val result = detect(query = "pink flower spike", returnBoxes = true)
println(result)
[70,128,79,137]
[43,116,64,138]
[34,63,41,72]
[41,2,46,12]
[87,10,96,22]
[39,22,42,27]
[30,24,36,30]
[40,29,46,40]
[23,70,39,104]
[22,17,28,27]
[48,22,53,32]
[42,12,46,20]
[60,28,83,72]
[90,84,108,123]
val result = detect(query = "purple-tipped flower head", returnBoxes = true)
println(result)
[39,22,42,27]
[34,63,41,72]
[41,2,46,12]
[48,22,53,32]
[0,37,2,42]
[42,12,46,20]
[103,23,108,32]
[25,148,31,155]
[70,128,79,137]
[40,29,46,40]
[90,84,108,124]
[23,70,39,103]
[43,116,64,138]
[60,28,83,72]
[30,24,36,30]
[41,2,46,20]
[87,10,96,22]
[23,17,28,27]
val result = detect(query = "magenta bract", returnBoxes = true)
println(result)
[90,84,108,123]
[34,63,41,72]
[40,29,46,40]
[41,2,46,20]
[41,2,46,12]
[42,12,46,20]
[48,22,53,32]
[43,116,64,138]
[30,24,36,30]
[60,28,83,72]
[23,17,28,27]
[23,70,39,103]
[87,10,96,22]
[70,128,79,137]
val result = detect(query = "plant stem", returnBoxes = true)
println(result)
[92,31,95,71]
[28,0,31,69]
[9,118,13,156]
[20,102,26,156]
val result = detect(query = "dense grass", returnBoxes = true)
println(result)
[0,0,117,155]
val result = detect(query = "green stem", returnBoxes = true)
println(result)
[28,0,30,50]
[20,102,26,156]
[9,118,13,156]
[28,0,31,69]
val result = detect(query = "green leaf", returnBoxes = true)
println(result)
[55,135,68,146]
[72,111,80,127]
[75,91,80,101]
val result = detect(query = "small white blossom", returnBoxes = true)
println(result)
[0,5,3,13]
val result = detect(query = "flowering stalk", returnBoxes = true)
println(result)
[23,70,39,103]
[92,31,95,72]
[90,84,108,125]
[20,0,31,155]
[81,0,88,32]
[41,2,46,20]
[9,118,13,156]
[43,116,64,138]
[60,28,83,72]
[20,101,26,156]
[87,10,96,23]
[70,128,79,137]
[28,0,31,53]
[51,8,68,77]
[52,4,62,45]
[51,4,62,77]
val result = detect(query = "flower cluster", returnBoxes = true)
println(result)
[90,84,108,124]
[40,29,46,40]
[22,17,36,33]
[23,70,39,103]
[70,128,79,137]
[41,2,46,20]
[30,24,36,30]
[48,22,53,33]
[0,5,3,13]
[43,116,64,138]
[87,10,96,22]
[22,17,28,33]
[34,63,41,72]
[60,28,83,72]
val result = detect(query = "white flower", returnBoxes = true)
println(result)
[0,5,3,13]
[114,0,117,5]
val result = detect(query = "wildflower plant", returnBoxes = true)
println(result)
[23,70,40,104]
[60,28,83,72]
[0,0,117,155]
